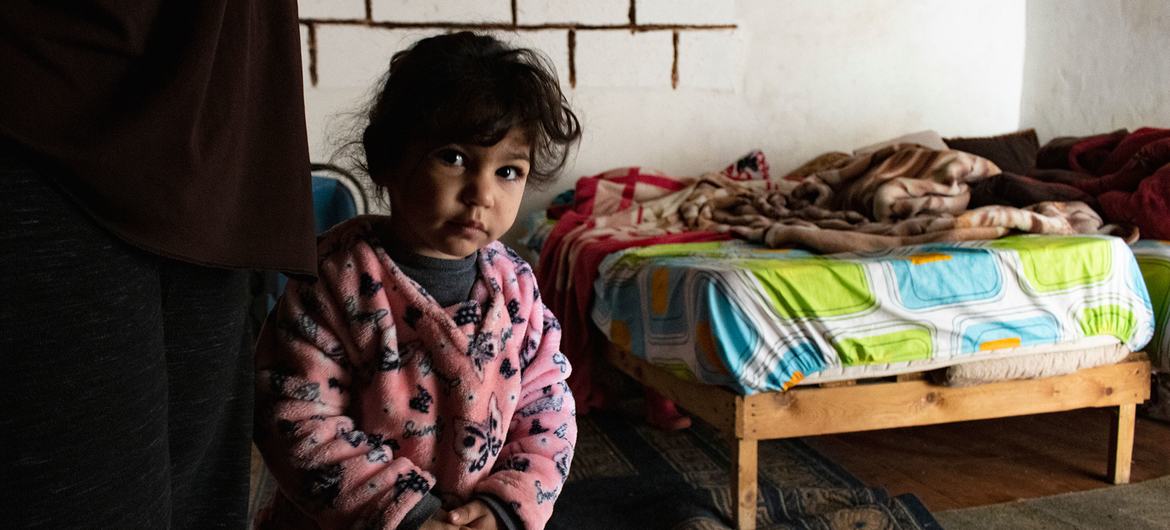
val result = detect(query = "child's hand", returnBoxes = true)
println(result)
[445,500,499,530]
[420,509,464,530]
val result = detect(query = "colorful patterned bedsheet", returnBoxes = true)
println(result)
[591,235,1155,395]
[1133,240,1170,372]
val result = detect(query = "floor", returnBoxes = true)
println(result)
[804,408,1170,511]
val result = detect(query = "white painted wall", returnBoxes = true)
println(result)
[299,0,1027,241]
[1020,0,1170,140]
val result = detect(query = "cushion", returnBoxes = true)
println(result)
[944,128,1040,175]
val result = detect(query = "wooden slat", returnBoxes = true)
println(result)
[731,438,758,530]
[1108,403,1137,484]
[819,380,857,388]
[603,346,740,435]
[743,356,1150,440]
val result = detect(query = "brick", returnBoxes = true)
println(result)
[486,30,573,89]
[574,30,673,88]
[516,0,628,25]
[636,0,735,25]
[677,30,740,91]
[315,25,446,89]
[298,0,366,20]
[370,0,511,24]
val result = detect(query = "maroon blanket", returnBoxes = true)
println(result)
[1032,127,1170,239]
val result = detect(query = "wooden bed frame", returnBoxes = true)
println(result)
[604,346,1151,530]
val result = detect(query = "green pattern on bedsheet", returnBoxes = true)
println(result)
[988,236,1113,293]
[833,326,933,365]
[1077,305,1138,347]
[745,258,875,319]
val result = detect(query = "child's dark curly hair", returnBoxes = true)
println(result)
[361,32,581,188]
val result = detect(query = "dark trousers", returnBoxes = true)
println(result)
[0,152,253,529]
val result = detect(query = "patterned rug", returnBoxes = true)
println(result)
[548,402,940,530]
[249,402,940,529]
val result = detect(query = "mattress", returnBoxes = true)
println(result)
[940,340,1131,387]
[591,235,1154,395]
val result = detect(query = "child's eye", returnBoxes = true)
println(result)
[496,166,526,181]
[436,149,465,166]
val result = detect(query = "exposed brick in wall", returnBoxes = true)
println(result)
[300,0,738,91]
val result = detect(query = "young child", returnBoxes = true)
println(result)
[254,32,581,530]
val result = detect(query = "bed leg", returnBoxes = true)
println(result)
[1107,403,1136,485]
[731,437,758,530]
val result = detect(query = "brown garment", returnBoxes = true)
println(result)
[968,172,1098,210]
[0,1,315,276]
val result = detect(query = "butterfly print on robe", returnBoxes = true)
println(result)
[409,385,433,413]
[516,394,563,417]
[393,470,431,500]
[358,272,383,297]
[534,480,558,505]
[499,358,518,379]
[465,331,496,380]
[504,247,532,276]
[271,372,320,402]
[455,394,503,473]
[404,341,462,394]
[506,299,525,325]
[344,296,388,331]
[493,455,530,473]
[553,448,572,481]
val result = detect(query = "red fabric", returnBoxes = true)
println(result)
[537,210,729,413]
[1070,128,1170,239]
[570,151,768,218]
[1093,127,1170,175]
[1067,130,1129,174]
[572,167,690,216]
[536,153,769,414]
[719,150,770,181]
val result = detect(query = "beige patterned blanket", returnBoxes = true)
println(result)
[676,144,1134,253]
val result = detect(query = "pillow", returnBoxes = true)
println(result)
[853,130,947,155]
[944,128,1040,175]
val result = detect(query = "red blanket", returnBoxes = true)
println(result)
[537,214,727,413]
[1042,127,1170,239]
[536,153,766,413]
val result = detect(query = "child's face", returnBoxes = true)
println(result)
[382,127,531,259]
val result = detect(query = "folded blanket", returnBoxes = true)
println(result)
[677,145,1128,253]
[792,143,999,221]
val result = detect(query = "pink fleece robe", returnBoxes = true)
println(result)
[254,216,576,529]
